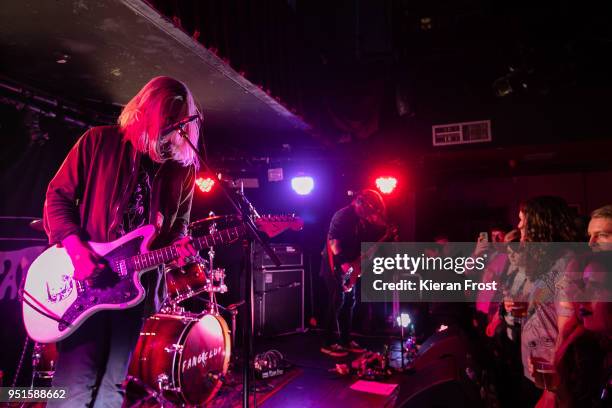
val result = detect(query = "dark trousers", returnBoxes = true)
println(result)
[47,303,145,408]
[323,271,356,346]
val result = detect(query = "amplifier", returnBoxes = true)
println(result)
[254,243,303,269]
[254,268,305,336]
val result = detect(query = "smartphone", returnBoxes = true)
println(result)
[479,232,489,242]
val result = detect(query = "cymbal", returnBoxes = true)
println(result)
[189,214,241,229]
[29,218,45,232]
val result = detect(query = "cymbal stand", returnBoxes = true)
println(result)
[207,218,219,315]
[178,126,281,408]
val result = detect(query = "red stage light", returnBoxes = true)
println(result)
[375,176,397,194]
[195,177,215,193]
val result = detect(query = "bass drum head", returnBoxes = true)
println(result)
[178,314,231,405]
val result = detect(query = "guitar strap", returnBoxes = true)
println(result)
[326,239,335,272]
[20,289,72,326]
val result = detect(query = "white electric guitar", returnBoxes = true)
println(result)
[22,215,303,343]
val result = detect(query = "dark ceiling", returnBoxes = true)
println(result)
[0,0,310,155]
[1,0,611,171]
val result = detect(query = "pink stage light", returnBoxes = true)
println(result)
[375,176,397,194]
[195,177,215,193]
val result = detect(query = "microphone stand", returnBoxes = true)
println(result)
[178,126,281,408]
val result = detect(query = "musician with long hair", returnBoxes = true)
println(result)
[516,196,578,406]
[43,76,200,406]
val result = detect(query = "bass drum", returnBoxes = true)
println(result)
[128,313,231,406]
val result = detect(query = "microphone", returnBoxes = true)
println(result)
[160,114,200,137]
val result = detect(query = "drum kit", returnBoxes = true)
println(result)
[29,215,239,406]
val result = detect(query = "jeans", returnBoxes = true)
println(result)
[323,271,356,347]
[47,303,146,408]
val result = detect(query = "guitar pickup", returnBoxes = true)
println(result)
[117,260,128,277]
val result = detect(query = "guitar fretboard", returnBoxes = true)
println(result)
[129,225,246,270]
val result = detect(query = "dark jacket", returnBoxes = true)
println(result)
[43,125,195,312]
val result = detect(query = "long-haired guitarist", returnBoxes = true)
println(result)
[43,76,199,407]
[320,189,395,357]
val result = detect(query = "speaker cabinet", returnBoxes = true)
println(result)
[254,244,303,269]
[394,358,470,408]
[254,269,304,336]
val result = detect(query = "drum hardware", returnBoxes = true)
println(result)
[178,313,201,326]
[124,375,169,408]
[32,343,46,376]
[156,373,169,391]
[164,344,184,353]
[128,313,231,406]
[208,268,228,293]
[156,373,182,394]
[165,259,210,305]
[31,342,57,384]
[177,129,284,408]
[206,219,220,315]
[226,301,245,352]
[159,302,185,315]
[23,207,289,407]
[187,214,241,234]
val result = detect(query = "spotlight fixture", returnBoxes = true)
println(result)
[375,176,398,194]
[396,313,411,328]
[291,176,314,195]
[195,177,215,193]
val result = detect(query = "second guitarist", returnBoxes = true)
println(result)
[320,189,394,357]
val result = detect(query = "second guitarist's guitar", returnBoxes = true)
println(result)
[22,216,302,343]
[335,224,398,292]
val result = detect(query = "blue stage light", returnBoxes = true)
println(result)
[291,176,314,195]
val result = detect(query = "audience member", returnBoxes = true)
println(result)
[588,205,612,252]
[551,205,612,407]
[487,230,540,406]
[516,196,578,406]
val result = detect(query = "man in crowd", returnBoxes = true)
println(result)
[588,205,612,252]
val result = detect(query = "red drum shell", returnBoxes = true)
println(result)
[128,313,230,405]
[165,263,208,304]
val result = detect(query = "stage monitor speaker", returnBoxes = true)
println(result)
[254,268,304,336]
[413,326,469,371]
[394,358,473,407]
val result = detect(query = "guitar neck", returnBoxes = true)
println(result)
[130,225,246,270]
[192,224,246,252]
[349,227,396,266]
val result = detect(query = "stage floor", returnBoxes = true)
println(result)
[252,331,403,408]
